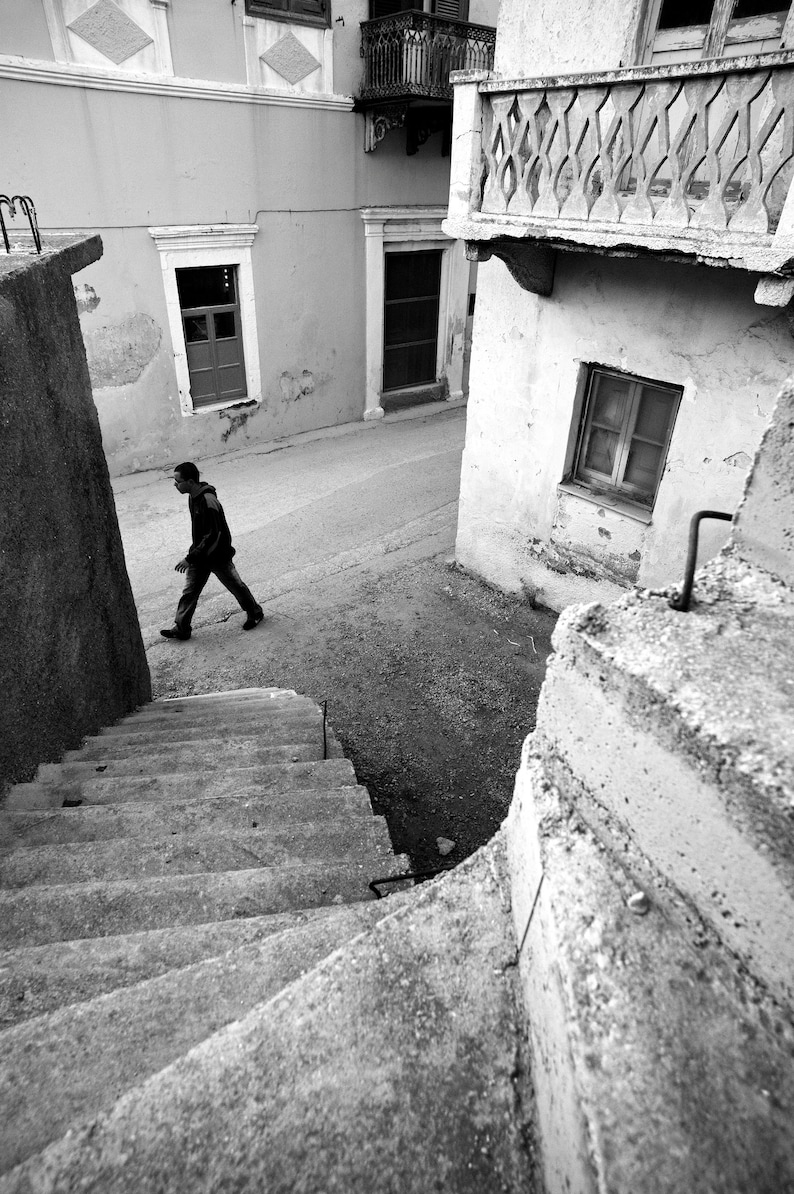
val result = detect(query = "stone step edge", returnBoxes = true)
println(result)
[1,819,396,889]
[0,857,413,949]
[3,787,377,840]
[504,755,794,1194]
[160,688,299,703]
[0,899,405,1173]
[0,844,527,1194]
[5,763,360,810]
[0,907,356,1028]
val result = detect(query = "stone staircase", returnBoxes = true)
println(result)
[0,688,536,1191]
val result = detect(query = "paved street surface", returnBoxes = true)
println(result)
[113,404,466,648]
[112,404,556,868]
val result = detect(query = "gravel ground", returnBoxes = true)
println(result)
[150,554,557,871]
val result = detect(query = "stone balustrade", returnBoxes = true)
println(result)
[445,52,794,288]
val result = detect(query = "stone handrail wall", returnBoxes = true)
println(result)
[360,11,495,102]
[478,53,794,234]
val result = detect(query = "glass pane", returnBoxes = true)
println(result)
[633,386,675,443]
[624,439,663,493]
[658,0,713,28]
[214,311,237,339]
[176,266,236,310]
[184,315,208,343]
[583,427,619,476]
[385,251,442,301]
[590,373,631,431]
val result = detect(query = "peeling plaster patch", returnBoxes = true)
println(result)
[73,283,100,314]
[597,507,606,518]
[533,538,641,585]
[220,406,256,443]
[756,404,769,419]
[508,326,524,342]
[703,458,712,464]
[279,370,315,403]
[598,527,612,539]
[724,451,752,469]
[83,314,161,389]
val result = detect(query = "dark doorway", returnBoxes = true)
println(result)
[383,249,442,393]
[176,266,246,409]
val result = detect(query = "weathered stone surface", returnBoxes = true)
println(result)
[0,238,150,795]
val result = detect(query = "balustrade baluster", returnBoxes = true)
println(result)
[590,84,644,222]
[729,70,794,232]
[691,72,766,230]
[511,92,545,215]
[532,89,577,218]
[620,80,681,225]
[559,86,609,221]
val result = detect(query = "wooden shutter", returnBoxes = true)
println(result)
[434,0,469,19]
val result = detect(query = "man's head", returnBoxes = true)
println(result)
[172,461,200,494]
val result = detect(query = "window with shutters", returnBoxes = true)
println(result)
[245,0,331,28]
[638,0,793,62]
[571,368,681,508]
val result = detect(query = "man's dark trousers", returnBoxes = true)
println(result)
[175,560,260,634]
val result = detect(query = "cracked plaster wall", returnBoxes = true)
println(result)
[456,252,794,611]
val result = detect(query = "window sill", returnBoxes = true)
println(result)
[186,398,259,417]
[557,481,653,525]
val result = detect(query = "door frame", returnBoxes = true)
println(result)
[360,205,469,420]
[149,224,261,417]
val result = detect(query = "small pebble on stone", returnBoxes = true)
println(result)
[437,836,456,856]
[628,891,650,916]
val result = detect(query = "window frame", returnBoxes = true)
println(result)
[148,225,261,418]
[244,0,332,29]
[571,367,681,509]
[633,0,794,62]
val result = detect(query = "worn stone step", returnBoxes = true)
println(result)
[4,758,360,810]
[84,716,340,753]
[1,818,396,888]
[37,741,335,781]
[115,690,312,724]
[96,701,331,735]
[0,858,410,948]
[3,788,377,846]
[0,907,351,1028]
[0,840,532,1194]
[0,899,399,1172]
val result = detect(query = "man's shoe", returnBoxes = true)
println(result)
[243,608,264,631]
[160,627,191,640]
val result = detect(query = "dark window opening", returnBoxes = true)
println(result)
[658,0,714,28]
[245,0,330,28]
[383,250,442,392]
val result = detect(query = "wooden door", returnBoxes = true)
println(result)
[176,266,247,409]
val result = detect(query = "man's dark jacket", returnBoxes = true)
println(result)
[185,484,236,567]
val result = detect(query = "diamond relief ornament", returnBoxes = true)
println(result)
[68,0,153,65]
[260,33,320,86]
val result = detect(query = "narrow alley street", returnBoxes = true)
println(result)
[112,405,557,869]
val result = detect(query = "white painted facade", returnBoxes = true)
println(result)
[1,0,497,475]
[446,0,794,610]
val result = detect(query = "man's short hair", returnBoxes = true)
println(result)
[175,461,199,483]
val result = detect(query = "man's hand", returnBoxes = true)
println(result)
[175,558,190,574]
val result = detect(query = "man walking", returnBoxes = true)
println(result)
[160,461,263,641]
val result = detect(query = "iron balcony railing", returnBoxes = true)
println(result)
[360,10,495,104]
[476,53,794,236]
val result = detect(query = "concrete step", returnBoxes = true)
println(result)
[0,899,399,1172]
[534,560,794,1014]
[4,758,360,810]
[1,840,534,1194]
[1,818,397,887]
[0,858,409,948]
[37,741,336,780]
[83,716,339,753]
[0,907,353,1028]
[111,690,313,725]
[3,788,377,845]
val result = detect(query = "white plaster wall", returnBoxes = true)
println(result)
[493,0,643,76]
[456,252,794,610]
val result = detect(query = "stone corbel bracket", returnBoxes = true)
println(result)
[364,103,408,152]
[466,239,556,296]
